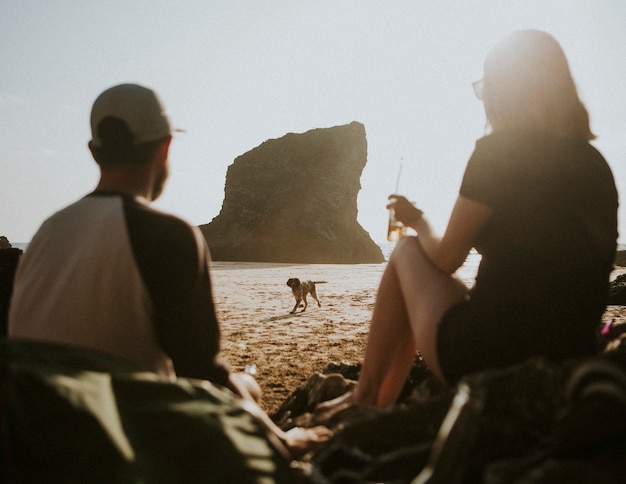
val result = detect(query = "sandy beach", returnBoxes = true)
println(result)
[211,260,626,414]
[211,262,385,413]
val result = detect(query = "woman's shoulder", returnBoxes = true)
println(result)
[476,129,550,146]
[477,129,597,146]
[470,131,534,166]
[475,130,601,161]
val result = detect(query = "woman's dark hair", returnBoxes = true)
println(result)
[483,30,595,140]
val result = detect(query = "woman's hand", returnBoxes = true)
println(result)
[386,194,491,275]
[387,194,423,231]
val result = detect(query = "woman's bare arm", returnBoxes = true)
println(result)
[389,194,492,274]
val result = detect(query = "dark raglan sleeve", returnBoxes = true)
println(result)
[125,199,231,387]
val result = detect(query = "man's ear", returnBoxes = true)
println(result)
[88,140,104,167]
[155,136,172,163]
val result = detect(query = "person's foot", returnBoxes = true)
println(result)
[282,426,333,458]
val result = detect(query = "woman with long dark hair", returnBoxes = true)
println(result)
[325,30,618,408]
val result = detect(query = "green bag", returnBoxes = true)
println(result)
[0,340,294,483]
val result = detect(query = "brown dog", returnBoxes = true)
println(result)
[286,278,323,314]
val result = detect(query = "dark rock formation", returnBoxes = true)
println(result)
[276,324,626,483]
[616,250,626,267]
[0,236,13,249]
[609,273,626,305]
[0,246,23,336]
[284,351,626,483]
[200,122,384,263]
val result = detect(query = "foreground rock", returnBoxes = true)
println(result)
[0,236,12,249]
[609,273,626,305]
[0,244,23,336]
[280,335,626,483]
[200,122,384,263]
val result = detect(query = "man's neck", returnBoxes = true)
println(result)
[96,168,153,201]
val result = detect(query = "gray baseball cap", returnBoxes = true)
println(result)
[90,83,174,147]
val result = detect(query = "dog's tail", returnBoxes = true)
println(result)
[313,281,328,284]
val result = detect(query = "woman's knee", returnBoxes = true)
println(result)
[390,237,446,291]
[389,236,420,260]
[391,236,441,271]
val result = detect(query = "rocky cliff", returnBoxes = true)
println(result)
[200,122,384,263]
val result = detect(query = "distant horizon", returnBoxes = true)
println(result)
[7,240,626,253]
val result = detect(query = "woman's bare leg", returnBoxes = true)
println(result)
[352,257,415,406]
[354,237,468,406]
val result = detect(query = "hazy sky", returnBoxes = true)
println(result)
[2,1,625,244]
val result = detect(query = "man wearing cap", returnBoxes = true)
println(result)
[8,83,331,456]
[8,83,235,386]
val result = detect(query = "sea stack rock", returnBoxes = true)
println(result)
[200,122,384,263]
